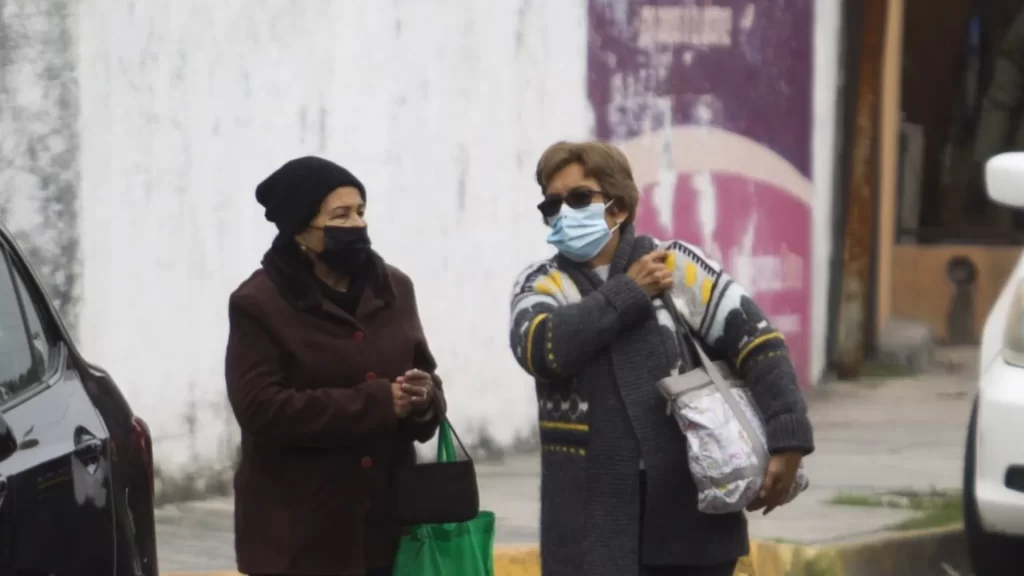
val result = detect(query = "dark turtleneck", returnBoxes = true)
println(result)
[317,269,367,316]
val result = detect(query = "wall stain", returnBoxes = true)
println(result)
[456,144,468,214]
[0,0,82,334]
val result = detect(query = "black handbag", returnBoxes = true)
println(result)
[391,418,480,525]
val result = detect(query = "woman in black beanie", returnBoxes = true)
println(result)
[225,156,446,576]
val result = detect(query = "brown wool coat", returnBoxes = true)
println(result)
[225,245,445,575]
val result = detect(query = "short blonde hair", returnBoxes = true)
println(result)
[535,140,639,226]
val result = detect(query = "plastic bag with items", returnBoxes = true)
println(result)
[656,317,809,513]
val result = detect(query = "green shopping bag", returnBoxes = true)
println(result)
[392,421,495,575]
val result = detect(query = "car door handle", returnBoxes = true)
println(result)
[74,439,103,460]
[73,438,104,476]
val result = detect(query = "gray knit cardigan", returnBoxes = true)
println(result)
[508,227,814,575]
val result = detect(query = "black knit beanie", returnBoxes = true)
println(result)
[255,156,366,240]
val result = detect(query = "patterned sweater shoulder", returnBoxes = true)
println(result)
[507,238,814,455]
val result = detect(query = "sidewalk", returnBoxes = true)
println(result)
[747,371,971,544]
[157,370,977,574]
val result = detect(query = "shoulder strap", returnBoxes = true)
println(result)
[660,293,769,456]
[657,292,699,374]
[437,418,473,463]
[659,292,731,381]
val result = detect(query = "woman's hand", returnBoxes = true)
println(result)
[746,451,804,515]
[391,381,412,418]
[399,369,435,413]
[626,250,674,297]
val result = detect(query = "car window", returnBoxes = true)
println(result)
[10,260,60,377]
[0,250,47,407]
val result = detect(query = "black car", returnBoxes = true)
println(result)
[0,223,158,575]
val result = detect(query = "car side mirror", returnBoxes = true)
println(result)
[985,152,1024,208]
[0,415,16,464]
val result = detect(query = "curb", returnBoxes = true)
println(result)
[738,526,969,576]
[161,527,967,575]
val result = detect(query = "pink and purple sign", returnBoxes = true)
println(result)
[589,0,814,386]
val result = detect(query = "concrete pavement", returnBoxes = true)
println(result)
[157,369,977,574]
[746,371,970,544]
[156,457,544,572]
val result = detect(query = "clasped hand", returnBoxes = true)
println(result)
[391,369,434,418]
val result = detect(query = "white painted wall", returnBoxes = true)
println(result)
[76,0,591,471]
[811,0,842,383]
[70,0,839,473]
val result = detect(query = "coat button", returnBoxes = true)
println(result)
[353,331,365,342]
[361,456,373,468]
[366,372,377,380]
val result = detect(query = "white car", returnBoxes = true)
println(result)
[964,152,1024,574]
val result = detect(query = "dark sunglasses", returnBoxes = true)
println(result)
[537,187,603,220]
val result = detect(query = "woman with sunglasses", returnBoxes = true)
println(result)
[508,141,814,576]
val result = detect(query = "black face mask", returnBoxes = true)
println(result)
[319,225,371,274]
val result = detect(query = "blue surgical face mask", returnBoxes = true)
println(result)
[546,202,620,262]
